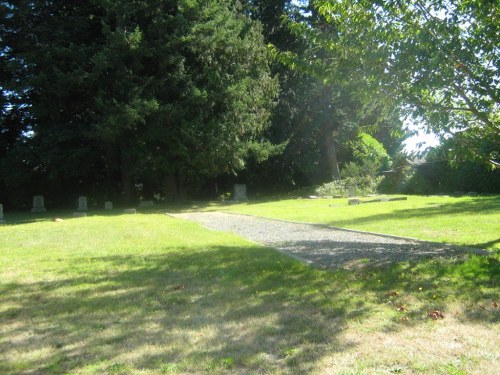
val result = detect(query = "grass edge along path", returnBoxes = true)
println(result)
[194,195,500,252]
[0,212,499,374]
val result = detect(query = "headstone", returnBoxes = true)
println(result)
[138,200,154,208]
[124,208,137,214]
[77,196,88,211]
[347,186,356,197]
[233,184,248,201]
[0,204,5,224]
[348,198,360,205]
[387,197,408,201]
[73,212,87,217]
[104,201,113,210]
[31,195,47,212]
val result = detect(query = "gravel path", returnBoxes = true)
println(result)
[168,211,487,269]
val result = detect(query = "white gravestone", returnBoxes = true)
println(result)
[104,201,113,210]
[124,208,137,214]
[347,186,356,197]
[233,184,248,201]
[77,196,88,211]
[31,195,47,212]
[0,204,5,224]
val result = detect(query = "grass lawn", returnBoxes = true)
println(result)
[192,195,500,252]
[1,199,499,374]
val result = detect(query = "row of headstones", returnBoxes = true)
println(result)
[30,195,119,213]
[0,185,248,224]
[0,195,157,224]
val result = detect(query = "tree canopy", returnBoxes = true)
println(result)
[306,0,499,164]
[1,0,277,205]
[0,0,498,207]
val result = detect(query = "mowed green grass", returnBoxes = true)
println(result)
[199,195,500,251]
[0,205,499,374]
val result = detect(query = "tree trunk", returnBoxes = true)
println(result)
[164,173,179,200]
[120,139,134,203]
[324,131,341,180]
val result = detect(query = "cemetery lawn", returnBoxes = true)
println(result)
[0,210,499,374]
[202,195,500,252]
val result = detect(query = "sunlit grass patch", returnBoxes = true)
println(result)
[201,195,500,251]
[0,211,498,374]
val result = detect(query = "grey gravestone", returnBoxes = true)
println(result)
[233,184,248,201]
[104,201,113,210]
[77,196,88,211]
[31,195,47,212]
[124,208,137,214]
[347,186,356,197]
[348,198,360,205]
[73,212,87,217]
[0,203,5,224]
[138,200,154,208]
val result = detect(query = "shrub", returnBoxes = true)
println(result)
[315,175,384,197]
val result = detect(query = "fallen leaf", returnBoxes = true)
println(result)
[396,304,407,312]
[385,291,400,297]
[428,310,444,320]
[492,301,498,309]
[172,285,185,291]
[400,316,410,322]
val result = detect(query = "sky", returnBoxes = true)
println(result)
[402,124,441,154]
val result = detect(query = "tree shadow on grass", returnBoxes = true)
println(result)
[325,196,500,229]
[0,245,360,374]
[1,242,498,374]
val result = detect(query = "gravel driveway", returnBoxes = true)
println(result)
[168,211,487,269]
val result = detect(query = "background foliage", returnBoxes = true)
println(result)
[1,0,498,207]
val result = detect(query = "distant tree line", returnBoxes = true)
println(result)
[1,0,498,208]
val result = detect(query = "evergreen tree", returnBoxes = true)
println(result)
[0,0,277,205]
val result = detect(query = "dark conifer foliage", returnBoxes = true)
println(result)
[0,0,277,205]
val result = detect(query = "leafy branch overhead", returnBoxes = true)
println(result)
[273,0,499,164]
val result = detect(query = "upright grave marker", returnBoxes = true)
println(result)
[233,184,248,201]
[31,195,47,212]
[0,204,5,224]
[77,196,88,211]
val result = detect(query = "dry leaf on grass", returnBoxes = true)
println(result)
[385,291,400,297]
[396,304,408,312]
[428,310,445,320]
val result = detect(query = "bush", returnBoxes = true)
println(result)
[315,175,384,197]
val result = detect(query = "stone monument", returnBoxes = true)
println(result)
[347,186,356,197]
[0,204,5,224]
[31,195,47,212]
[104,201,113,210]
[233,184,248,201]
[77,196,88,211]
[138,200,154,208]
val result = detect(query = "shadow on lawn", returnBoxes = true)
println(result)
[325,196,500,229]
[0,246,358,374]
[1,243,498,374]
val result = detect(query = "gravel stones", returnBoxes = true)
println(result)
[168,212,486,269]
